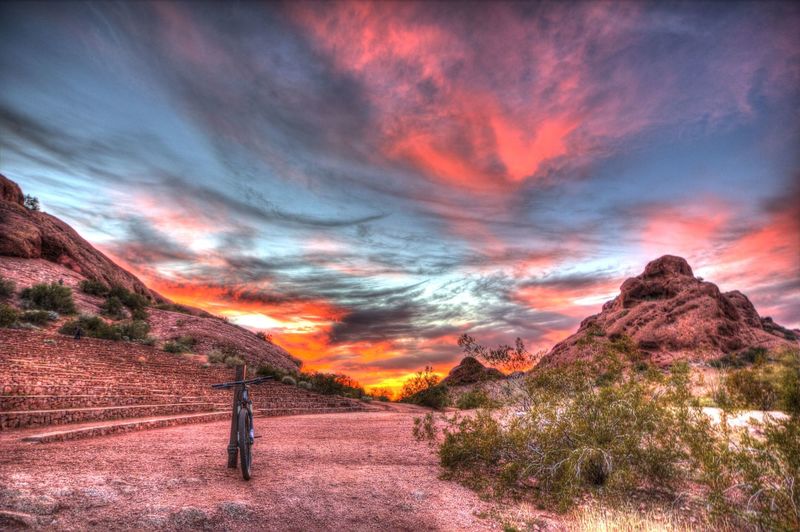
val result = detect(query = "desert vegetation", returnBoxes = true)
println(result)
[20,282,76,314]
[255,365,367,399]
[414,336,800,530]
[399,365,449,409]
[59,315,151,343]
[0,274,15,300]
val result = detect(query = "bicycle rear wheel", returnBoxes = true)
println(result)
[238,409,252,480]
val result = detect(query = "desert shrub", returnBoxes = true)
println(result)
[307,372,365,398]
[79,279,110,297]
[399,365,448,409]
[163,341,187,354]
[710,347,768,369]
[23,194,40,211]
[456,389,495,410]
[256,331,273,342]
[458,334,536,372]
[107,286,149,320]
[416,357,800,527]
[724,367,779,410]
[361,395,373,402]
[58,315,148,341]
[117,320,150,341]
[400,365,440,400]
[153,302,193,314]
[418,361,688,509]
[256,365,289,380]
[101,296,126,319]
[406,384,450,409]
[717,351,800,412]
[20,283,76,314]
[0,276,15,300]
[297,381,312,390]
[223,355,244,367]
[370,387,394,402]
[208,345,245,367]
[19,310,58,325]
[0,304,19,327]
[281,376,297,385]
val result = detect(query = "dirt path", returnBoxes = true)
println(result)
[0,411,502,531]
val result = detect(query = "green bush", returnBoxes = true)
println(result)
[716,350,800,412]
[163,335,197,354]
[415,356,800,528]
[298,381,312,390]
[709,347,768,369]
[281,376,297,385]
[20,283,76,314]
[101,296,126,319]
[19,310,58,325]
[79,279,110,297]
[405,384,450,409]
[0,276,15,300]
[208,346,245,367]
[58,315,149,341]
[0,304,19,327]
[456,389,495,410]
[107,286,149,320]
[308,372,365,398]
[256,365,289,380]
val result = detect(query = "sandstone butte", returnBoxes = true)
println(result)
[541,254,799,367]
[0,173,300,372]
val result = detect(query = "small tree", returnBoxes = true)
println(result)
[23,194,40,211]
[457,334,536,372]
[0,276,15,300]
[400,366,440,400]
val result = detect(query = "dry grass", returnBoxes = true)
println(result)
[566,504,709,532]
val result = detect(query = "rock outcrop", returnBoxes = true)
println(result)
[542,255,798,366]
[0,174,159,300]
[442,356,504,386]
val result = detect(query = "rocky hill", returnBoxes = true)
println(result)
[441,356,504,386]
[542,255,798,367]
[0,174,300,372]
[1,174,160,300]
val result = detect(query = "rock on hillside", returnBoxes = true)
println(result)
[542,255,798,367]
[0,173,159,300]
[442,356,504,386]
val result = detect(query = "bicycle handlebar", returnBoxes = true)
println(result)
[211,376,274,389]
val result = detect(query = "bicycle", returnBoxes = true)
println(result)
[211,375,272,480]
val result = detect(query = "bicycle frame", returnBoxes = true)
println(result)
[211,374,272,479]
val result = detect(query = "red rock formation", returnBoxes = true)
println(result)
[0,173,159,300]
[542,255,798,366]
[442,356,505,386]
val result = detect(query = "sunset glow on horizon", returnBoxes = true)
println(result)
[1,1,798,392]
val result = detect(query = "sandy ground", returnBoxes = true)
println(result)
[0,410,508,531]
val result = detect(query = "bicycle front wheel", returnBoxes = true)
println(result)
[238,408,252,480]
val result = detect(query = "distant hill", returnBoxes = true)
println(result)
[541,255,798,367]
[441,356,504,386]
[0,173,300,372]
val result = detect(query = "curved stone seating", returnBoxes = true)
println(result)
[0,330,370,441]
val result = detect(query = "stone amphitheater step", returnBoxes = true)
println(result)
[0,394,217,410]
[257,406,364,417]
[1,402,222,430]
[1,329,371,440]
[20,411,229,443]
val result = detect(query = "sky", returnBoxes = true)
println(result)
[1,1,798,392]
